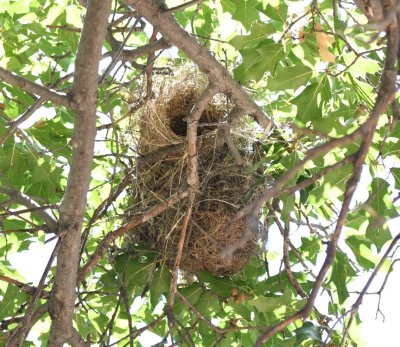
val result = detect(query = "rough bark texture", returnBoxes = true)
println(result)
[47,1,111,345]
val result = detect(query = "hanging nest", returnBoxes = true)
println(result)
[128,71,259,276]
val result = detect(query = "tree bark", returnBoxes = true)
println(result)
[47,1,111,345]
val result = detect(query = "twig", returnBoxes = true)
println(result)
[99,295,122,345]
[168,196,194,311]
[47,24,81,32]
[99,17,142,84]
[268,207,307,298]
[0,73,73,146]
[164,0,203,13]
[120,272,134,347]
[168,84,218,309]
[339,232,400,346]
[6,240,61,346]
[0,204,58,218]
[176,291,267,333]
[78,190,189,283]
[0,275,50,299]
[281,154,356,196]
[107,314,166,346]
[102,39,170,62]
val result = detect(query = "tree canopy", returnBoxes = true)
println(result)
[1,0,400,346]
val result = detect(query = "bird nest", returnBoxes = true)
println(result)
[128,71,259,276]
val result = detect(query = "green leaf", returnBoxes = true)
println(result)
[233,40,284,82]
[268,64,313,91]
[149,264,171,306]
[197,272,238,297]
[229,22,275,51]
[346,236,375,270]
[292,78,330,125]
[0,284,29,321]
[174,283,203,314]
[366,222,392,252]
[308,164,352,206]
[232,0,259,31]
[300,237,321,265]
[256,2,288,23]
[227,301,252,321]
[249,288,304,319]
[365,178,397,251]
[329,250,356,304]
[114,255,152,295]
[392,167,400,190]
[196,292,221,316]
[367,178,398,218]
[295,321,322,344]
[193,4,214,38]
[10,0,30,15]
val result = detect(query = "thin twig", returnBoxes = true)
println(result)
[164,0,203,13]
[78,190,189,282]
[339,232,400,346]
[6,240,61,346]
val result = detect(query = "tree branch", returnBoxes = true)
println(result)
[0,275,50,299]
[126,0,272,129]
[47,1,112,345]
[102,39,170,62]
[168,84,217,309]
[0,67,71,108]
[164,0,203,13]
[0,186,58,232]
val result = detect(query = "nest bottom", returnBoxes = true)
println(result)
[183,199,257,275]
[138,196,257,276]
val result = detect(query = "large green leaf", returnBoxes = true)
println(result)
[292,78,331,125]
[329,250,356,304]
[233,40,284,82]
[231,0,260,31]
[365,178,397,250]
[256,1,288,23]
[346,236,375,270]
[229,22,275,51]
[295,321,322,344]
[0,284,29,321]
[268,64,313,91]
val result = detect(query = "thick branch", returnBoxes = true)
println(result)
[126,0,272,128]
[47,1,112,346]
[0,67,71,108]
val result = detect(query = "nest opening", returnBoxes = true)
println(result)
[128,71,259,276]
